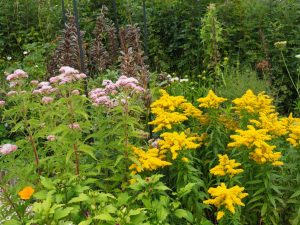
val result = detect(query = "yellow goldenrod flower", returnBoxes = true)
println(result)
[228,125,271,149]
[158,132,201,160]
[180,102,203,119]
[287,123,300,147]
[18,186,35,200]
[210,154,243,177]
[232,90,275,115]
[249,142,283,165]
[216,211,225,220]
[129,146,172,173]
[197,90,227,108]
[228,125,283,166]
[149,111,188,132]
[150,89,187,113]
[280,113,300,131]
[250,112,287,137]
[204,183,248,214]
[181,157,189,163]
[149,90,190,132]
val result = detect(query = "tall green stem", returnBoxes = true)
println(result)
[280,51,300,97]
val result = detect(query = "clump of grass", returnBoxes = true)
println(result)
[216,65,273,100]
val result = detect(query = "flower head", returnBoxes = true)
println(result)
[158,132,202,160]
[232,90,275,115]
[197,90,227,108]
[204,183,248,216]
[42,96,54,104]
[18,186,34,200]
[69,123,81,130]
[129,146,172,174]
[210,154,243,177]
[47,135,56,142]
[274,41,287,50]
[0,144,17,155]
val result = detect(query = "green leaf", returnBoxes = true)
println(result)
[290,190,300,199]
[177,183,196,198]
[54,207,73,220]
[40,176,56,190]
[69,193,90,203]
[261,203,268,217]
[78,144,97,160]
[78,219,93,225]
[3,220,22,225]
[94,213,114,221]
[174,209,193,223]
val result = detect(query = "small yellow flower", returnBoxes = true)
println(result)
[181,157,189,163]
[216,211,225,220]
[210,154,243,177]
[287,123,300,147]
[129,146,172,173]
[18,186,34,200]
[204,183,248,214]
[158,132,201,160]
[197,90,227,108]
[232,90,275,115]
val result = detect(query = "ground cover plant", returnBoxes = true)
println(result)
[1,1,300,225]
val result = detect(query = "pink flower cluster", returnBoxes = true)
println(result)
[115,76,144,92]
[6,69,28,88]
[0,144,17,155]
[69,123,81,130]
[6,69,28,81]
[42,96,54,104]
[0,100,5,107]
[49,66,87,85]
[33,81,57,95]
[89,76,144,107]
[71,90,80,95]
[6,90,26,97]
[47,135,56,141]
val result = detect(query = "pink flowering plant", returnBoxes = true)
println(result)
[0,66,200,225]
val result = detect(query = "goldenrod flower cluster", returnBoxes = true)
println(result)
[158,131,201,159]
[250,113,287,137]
[228,125,271,148]
[149,90,202,132]
[129,146,172,174]
[203,183,248,220]
[249,143,283,166]
[287,123,300,147]
[280,113,300,130]
[210,154,243,177]
[180,102,203,120]
[232,90,275,115]
[148,111,188,133]
[197,90,227,108]
[228,125,283,165]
